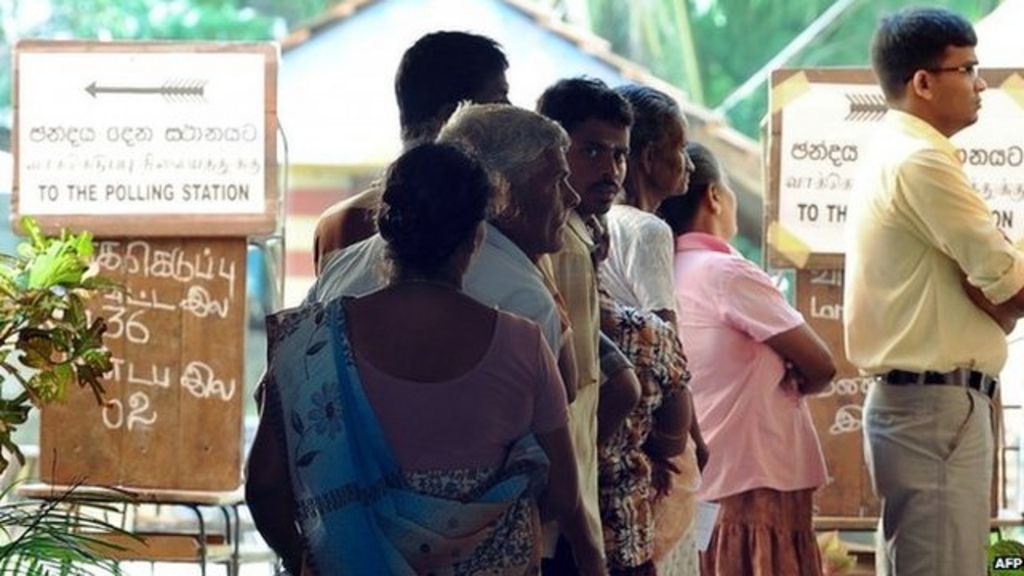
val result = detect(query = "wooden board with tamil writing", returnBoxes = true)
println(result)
[795,269,877,517]
[39,237,246,491]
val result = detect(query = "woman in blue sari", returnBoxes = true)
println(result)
[246,142,580,575]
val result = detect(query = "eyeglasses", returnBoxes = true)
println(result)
[904,65,981,83]
[924,64,981,80]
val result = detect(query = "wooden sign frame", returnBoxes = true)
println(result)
[12,40,279,237]
[795,268,877,517]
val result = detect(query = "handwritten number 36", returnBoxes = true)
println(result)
[102,391,158,431]
[105,308,151,344]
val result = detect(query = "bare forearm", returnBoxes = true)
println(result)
[645,389,690,460]
[246,422,304,575]
[597,367,640,445]
[963,279,1018,333]
[764,324,836,393]
[687,391,709,471]
[535,427,581,526]
[557,343,579,404]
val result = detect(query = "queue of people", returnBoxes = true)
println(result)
[246,5,1014,576]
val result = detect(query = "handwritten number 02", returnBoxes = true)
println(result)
[101,399,122,429]
[102,391,157,431]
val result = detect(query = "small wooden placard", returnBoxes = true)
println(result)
[39,237,246,491]
[795,269,877,518]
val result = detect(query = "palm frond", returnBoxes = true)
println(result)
[0,482,140,575]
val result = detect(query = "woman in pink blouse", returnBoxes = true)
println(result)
[657,142,836,576]
[248,143,586,575]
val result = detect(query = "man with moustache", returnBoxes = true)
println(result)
[540,78,693,576]
[844,7,1024,575]
[537,77,639,574]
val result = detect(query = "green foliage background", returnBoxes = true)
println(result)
[548,0,1001,136]
[0,0,1007,136]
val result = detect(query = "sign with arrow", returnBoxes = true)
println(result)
[766,68,1024,269]
[12,41,279,237]
[84,80,206,101]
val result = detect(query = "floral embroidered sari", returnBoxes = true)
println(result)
[263,298,548,575]
[598,291,690,573]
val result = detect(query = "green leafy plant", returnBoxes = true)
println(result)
[0,481,133,575]
[0,217,131,574]
[0,217,118,475]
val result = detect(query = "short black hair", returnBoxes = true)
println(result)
[536,77,633,133]
[378,142,494,277]
[395,32,508,141]
[657,142,720,236]
[615,84,683,156]
[871,7,977,101]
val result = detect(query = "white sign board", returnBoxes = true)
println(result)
[771,69,1024,264]
[777,82,876,254]
[14,42,278,236]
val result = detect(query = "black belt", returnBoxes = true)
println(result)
[881,368,998,398]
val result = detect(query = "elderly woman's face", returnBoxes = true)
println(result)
[648,118,694,200]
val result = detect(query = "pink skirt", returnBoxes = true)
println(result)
[700,488,822,576]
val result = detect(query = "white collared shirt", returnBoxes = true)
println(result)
[600,204,677,314]
[309,223,562,356]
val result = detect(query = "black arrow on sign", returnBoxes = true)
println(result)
[845,93,888,121]
[85,80,206,101]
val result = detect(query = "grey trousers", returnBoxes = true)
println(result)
[863,382,992,576]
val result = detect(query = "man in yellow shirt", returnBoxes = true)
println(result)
[537,77,639,575]
[844,7,1024,575]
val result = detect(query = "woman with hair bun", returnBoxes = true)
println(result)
[247,142,579,575]
[658,142,835,576]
